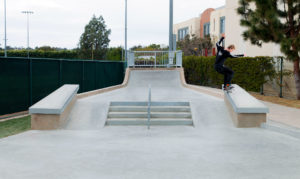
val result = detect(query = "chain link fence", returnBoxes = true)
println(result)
[262,57,295,99]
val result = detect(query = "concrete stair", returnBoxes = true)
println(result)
[106,102,193,126]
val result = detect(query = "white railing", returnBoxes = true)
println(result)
[127,50,182,68]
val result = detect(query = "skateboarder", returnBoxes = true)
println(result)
[214,34,244,91]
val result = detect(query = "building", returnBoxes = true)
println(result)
[208,6,226,55]
[210,6,226,46]
[225,0,282,57]
[173,17,201,41]
[173,0,297,99]
[173,1,283,57]
[199,8,215,38]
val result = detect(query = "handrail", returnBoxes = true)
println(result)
[147,84,151,129]
[127,50,182,67]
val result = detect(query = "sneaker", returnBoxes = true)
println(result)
[224,85,234,91]
[227,85,234,89]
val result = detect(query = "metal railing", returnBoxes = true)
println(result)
[147,85,151,129]
[127,50,182,68]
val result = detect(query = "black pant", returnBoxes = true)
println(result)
[215,65,234,87]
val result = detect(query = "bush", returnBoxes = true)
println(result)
[0,50,78,59]
[106,47,122,61]
[183,56,276,92]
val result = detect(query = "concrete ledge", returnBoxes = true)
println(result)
[29,85,79,130]
[225,85,269,114]
[224,85,269,128]
[29,85,79,114]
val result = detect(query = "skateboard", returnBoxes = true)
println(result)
[224,86,234,93]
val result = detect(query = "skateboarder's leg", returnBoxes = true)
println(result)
[224,73,228,87]
[223,67,234,86]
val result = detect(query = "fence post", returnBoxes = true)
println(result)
[59,60,62,86]
[95,61,98,89]
[155,52,157,68]
[260,63,264,95]
[82,61,85,92]
[29,58,33,106]
[279,57,283,98]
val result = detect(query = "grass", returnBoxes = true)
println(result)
[0,115,31,139]
[251,93,300,109]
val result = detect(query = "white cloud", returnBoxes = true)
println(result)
[0,0,225,49]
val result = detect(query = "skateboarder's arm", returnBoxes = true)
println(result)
[229,54,244,58]
[216,37,225,50]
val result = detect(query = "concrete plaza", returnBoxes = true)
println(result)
[1,70,300,179]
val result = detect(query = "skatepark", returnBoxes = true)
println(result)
[1,68,300,179]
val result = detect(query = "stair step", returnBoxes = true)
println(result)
[109,106,191,112]
[107,101,193,126]
[106,118,193,126]
[110,101,190,107]
[107,112,192,119]
[151,112,192,118]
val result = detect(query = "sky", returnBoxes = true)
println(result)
[0,0,225,49]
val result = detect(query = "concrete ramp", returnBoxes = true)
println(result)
[127,70,182,88]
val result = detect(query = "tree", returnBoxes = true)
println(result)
[35,46,67,51]
[78,15,111,60]
[130,44,166,51]
[106,47,123,61]
[237,0,300,99]
[130,45,143,51]
[177,35,213,56]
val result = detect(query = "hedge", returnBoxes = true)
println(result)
[0,50,78,59]
[183,56,276,92]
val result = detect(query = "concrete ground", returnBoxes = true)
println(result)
[1,70,300,179]
[193,84,300,129]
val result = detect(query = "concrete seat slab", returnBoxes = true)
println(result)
[225,84,269,113]
[29,85,79,114]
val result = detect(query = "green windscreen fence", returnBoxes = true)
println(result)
[0,57,125,115]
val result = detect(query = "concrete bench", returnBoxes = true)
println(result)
[29,85,79,130]
[224,84,269,128]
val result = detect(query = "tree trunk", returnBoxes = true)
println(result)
[294,58,300,100]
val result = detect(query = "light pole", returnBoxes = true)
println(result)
[125,0,128,64]
[4,0,7,57]
[168,0,174,66]
[169,0,173,51]
[21,11,34,58]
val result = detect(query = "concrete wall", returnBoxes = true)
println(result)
[173,17,201,41]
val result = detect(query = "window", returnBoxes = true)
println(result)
[203,23,210,37]
[178,27,189,41]
[220,16,225,34]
